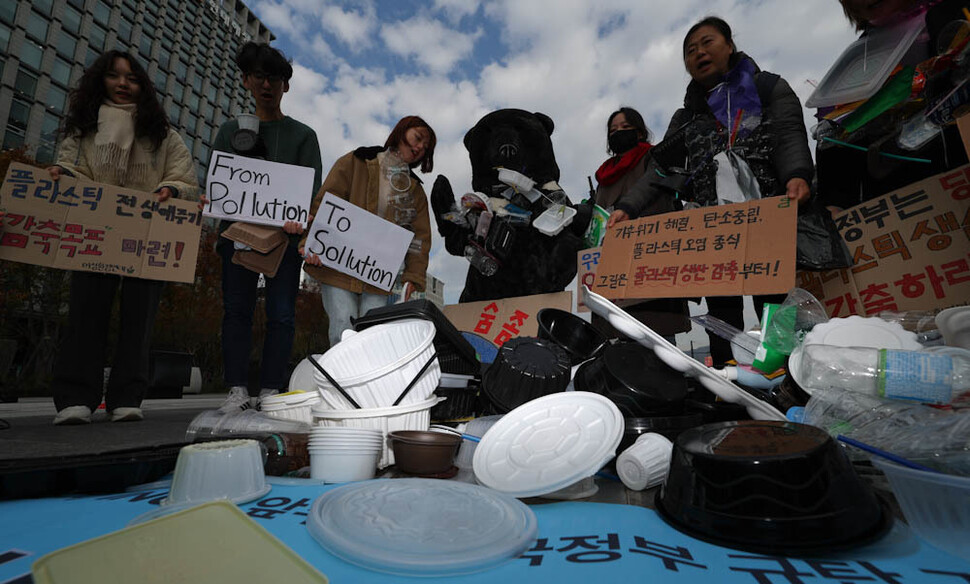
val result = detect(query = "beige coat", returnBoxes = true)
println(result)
[56,129,198,198]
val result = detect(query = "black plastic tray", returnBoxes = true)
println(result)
[0,442,185,500]
[352,299,481,377]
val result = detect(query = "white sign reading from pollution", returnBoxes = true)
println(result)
[304,193,414,291]
[203,151,314,228]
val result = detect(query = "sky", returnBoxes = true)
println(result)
[247,0,860,338]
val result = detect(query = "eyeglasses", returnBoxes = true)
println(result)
[249,72,283,85]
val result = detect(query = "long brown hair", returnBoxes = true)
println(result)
[384,116,436,173]
[62,51,168,150]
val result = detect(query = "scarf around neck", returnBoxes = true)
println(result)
[705,57,763,143]
[93,101,151,187]
[595,142,652,186]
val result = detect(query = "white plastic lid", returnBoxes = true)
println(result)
[802,315,921,350]
[472,392,623,498]
[306,478,537,576]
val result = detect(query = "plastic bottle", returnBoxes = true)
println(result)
[792,344,970,405]
[802,387,970,476]
[464,241,499,276]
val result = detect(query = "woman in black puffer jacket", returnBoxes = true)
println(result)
[612,16,814,367]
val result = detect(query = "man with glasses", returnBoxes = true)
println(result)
[207,42,322,411]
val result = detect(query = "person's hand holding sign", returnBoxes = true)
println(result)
[282,221,304,235]
[156,186,175,203]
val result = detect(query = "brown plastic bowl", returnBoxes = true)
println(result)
[388,431,462,475]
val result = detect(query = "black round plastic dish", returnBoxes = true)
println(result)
[618,412,705,452]
[574,342,686,417]
[536,308,608,365]
[481,337,571,413]
[654,420,893,555]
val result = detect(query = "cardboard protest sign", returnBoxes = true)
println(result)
[959,113,970,161]
[0,163,202,283]
[592,198,797,300]
[796,164,970,317]
[203,151,314,227]
[304,192,413,291]
[576,248,602,312]
[442,291,572,348]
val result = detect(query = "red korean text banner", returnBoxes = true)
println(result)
[592,198,797,300]
[0,163,202,283]
[797,164,970,317]
[442,291,572,348]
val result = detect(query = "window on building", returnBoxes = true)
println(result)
[139,32,153,58]
[167,101,181,126]
[171,80,184,101]
[35,112,62,164]
[118,17,133,42]
[187,92,200,111]
[20,40,44,71]
[61,5,82,35]
[66,0,85,10]
[205,84,217,102]
[191,73,202,93]
[85,47,101,68]
[0,2,17,26]
[14,67,38,98]
[33,0,54,15]
[219,92,230,111]
[3,128,26,151]
[89,24,107,51]
[8,99,31,131]
[56,31,78,59]
[47,85,67,114]
[51,57,73,86]
[26,11,50,42]
[142,11,156,30]
[153,68,167,91]
[202,102,214,122]
[0,23,10,52]
[185,112,198,133]
[174,58,187,81]
[158,46,171,68]
[93,0,111,26]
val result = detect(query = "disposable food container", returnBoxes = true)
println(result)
[656,420,892,554]
[389,430,462,475]
[164,440,271,506]
[481,337,570,413]
[536,308,607,365]
[261,391,322,425]
[574,341,687,417]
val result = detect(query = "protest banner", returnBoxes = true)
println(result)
[303,192,413,292]
[203,150,314,227]
[592,198,797,300]
[442,291,572,348]
[796,164,970,317]
[576,247,601,312]
[0,163,202,283]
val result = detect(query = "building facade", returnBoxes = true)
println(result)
[0,0,272,179]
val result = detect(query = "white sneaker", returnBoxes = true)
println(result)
[219,386,253,413]
[110,407,144,422]
[254,389,279,411]
[53,405,92,425]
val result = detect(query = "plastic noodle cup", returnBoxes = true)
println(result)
[536,308,607,365]
[874,458,970,561]
[617,433,673,491]
[164,439,271,506]
[261,391,322,425]
[389,430,461,475]
[310,449,381,483]
[313,319,439,409]
[481,337,571,413]
[311,396,443,467]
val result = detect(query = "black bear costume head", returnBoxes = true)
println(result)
[463,109,560,195]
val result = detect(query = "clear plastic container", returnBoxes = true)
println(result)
[805,13,926,108]
[164,440,271,506]
[185,410,311,442]
[533,204,577,236]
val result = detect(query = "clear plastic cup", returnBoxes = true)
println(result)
[764,288,829,355]
[185,410,312,442]
[236,113,259,133]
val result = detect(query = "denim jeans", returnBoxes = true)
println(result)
[319,284,389,347]
[219,240,302,393]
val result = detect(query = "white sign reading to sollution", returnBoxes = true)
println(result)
[304,193,414,291]
[203,151,314,227]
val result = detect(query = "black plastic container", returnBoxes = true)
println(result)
[574,342,687,417]
[618,412,705,453]
[352,299,481,376]
[481,337,571,413]
[431,384,480,422]
[536,308,607,365]
[656,420,892,555]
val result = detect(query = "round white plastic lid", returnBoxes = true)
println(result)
[802,316,921,350]
[306,478,537,577]
[472,392,623,498]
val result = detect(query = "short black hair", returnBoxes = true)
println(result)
[607,107,652,143]
[683,16,734,56]
[235,42,293,81]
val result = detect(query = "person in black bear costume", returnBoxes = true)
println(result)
[431,108,591,302]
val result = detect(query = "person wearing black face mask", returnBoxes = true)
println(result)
[591,107,690,341]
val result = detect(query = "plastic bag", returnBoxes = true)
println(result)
[715,150,762,205]
[796,199,853,270]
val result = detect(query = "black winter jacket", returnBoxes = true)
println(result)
[616,55,814,217]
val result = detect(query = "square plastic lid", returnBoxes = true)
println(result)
[32,501,329,584]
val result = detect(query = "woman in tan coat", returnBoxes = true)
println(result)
[302,116,436,346]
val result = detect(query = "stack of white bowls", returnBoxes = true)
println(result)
[261,390,322,425]
[308,427,384,483]
[312,319,440,409]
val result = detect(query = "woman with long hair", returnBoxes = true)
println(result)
[302,116,436,346]
[48,50,197,424]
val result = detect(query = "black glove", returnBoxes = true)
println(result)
[431,175,456,219]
